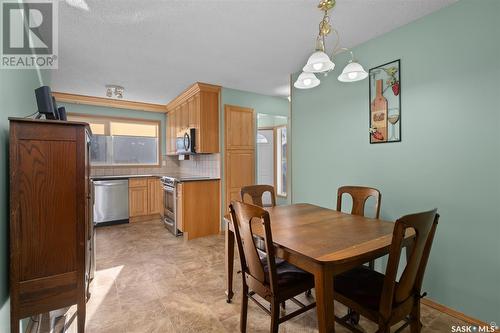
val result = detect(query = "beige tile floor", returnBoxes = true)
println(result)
[56,218,468,333]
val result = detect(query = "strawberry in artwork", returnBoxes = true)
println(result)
[392,81,400,96]
[369,127,384,141]
[383,66,400,96]
[372,130,384,141]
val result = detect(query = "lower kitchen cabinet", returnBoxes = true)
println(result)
[177,180,220,240]
[129,186,149,217]
[148,178,163,215]
[129,177,163,220]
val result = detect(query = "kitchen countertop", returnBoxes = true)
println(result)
[91,174,156,180]
[91,174,220,182]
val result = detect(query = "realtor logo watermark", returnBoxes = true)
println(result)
[1,0,58,69]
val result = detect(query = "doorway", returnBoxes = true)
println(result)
[257,129,274,205]
[257,114,289,205]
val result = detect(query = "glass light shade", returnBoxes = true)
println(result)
[294,72,320,89]
[337,61,368,82]
[303,51,335,73]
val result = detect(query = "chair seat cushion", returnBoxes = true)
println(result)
[334,265,395,311]
[261,256,314,289]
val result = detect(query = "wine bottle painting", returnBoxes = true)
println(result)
[369,59,401,143]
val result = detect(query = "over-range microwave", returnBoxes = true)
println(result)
[176,128,196,155]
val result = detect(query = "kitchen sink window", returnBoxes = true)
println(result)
[68,114,160,166]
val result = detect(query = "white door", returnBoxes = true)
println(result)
[257,129,274,205]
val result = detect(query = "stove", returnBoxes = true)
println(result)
[161,176,177,187]
[161,175,210,183]
[160,176,181,236]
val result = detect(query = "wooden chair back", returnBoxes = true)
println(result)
[337,186,381,218]
[380,209,439,317]
[229,201,278,294]
[241,185,277,207]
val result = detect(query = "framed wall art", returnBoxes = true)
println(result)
[369,59,401,143]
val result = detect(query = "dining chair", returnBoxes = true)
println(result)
[337,185,382,270]
[229,201,316,333]
[240,184,276,267]
[333,209,439,333]
[240,184,306,308]
[241,184,277,207]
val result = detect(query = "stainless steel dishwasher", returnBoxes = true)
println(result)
[93,179,129,226]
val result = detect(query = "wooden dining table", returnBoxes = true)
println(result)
[224,203,413,333]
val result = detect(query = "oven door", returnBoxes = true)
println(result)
[163,185,176,223]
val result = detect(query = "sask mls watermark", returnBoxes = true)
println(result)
[1,0,58,69]
[451,322,498,332]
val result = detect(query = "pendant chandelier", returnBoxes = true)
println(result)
[294,0,368,89]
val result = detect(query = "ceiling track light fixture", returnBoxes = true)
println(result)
[294,0,368,89]
[105,85,125,99]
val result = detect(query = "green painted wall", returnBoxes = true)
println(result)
[0,68,50,332]
[60,103,167,154]
[257,114,287,128]
[220,87,291,210]
[222,88,290,118]
[291,0,500,323]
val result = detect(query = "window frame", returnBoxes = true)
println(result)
[68,113,162,168]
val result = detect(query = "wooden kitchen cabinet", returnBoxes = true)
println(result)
[147,177,163,215]
[129,177,163,220]
[129,186,148,217]
[129,178,148,188]
[174,106,181,137]
[180,102,189,130]
[176,180,220,240]
[188,95,200,128]
[167,107,182,155]
[223,105,255,214]
[166,82,220,155]
[166,112,172,155]
[166,112,175,155]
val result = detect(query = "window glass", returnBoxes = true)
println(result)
[89,123,106,135]
[110,122,157,137]
[112,136,158,164]
[68,114,160,166]
[276,126,287,196]
[90,135,107,164]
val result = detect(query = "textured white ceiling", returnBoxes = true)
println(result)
[52,0,456,104]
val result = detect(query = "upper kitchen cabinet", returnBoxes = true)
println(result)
[166,82,220,155]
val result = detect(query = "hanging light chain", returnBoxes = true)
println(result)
[317,0,336,12]
[318,11,331,37]
[315,0,341,57]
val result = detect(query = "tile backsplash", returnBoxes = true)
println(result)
[91,153,221,178]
